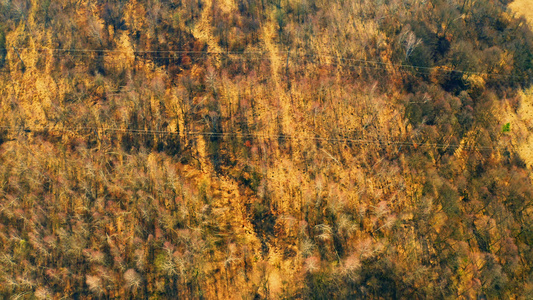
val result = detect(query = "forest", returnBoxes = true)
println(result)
[0,0,533,298]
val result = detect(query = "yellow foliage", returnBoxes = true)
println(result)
[123,0,146,33]
[192,0,223,55]
[509,0,533,170]
[105,33,136,72]
[515,88,533,169]
[466,74,486,95]
[509,0,533,27]
[0,0,532,298]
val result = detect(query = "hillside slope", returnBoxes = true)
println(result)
[0,0,533,299]
[508,0,533,169]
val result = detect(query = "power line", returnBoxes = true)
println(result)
[2,47,529,80]
[0,125,506,152]
[6,53,521,83]
[0,48,521,153]
[10,47,272,54]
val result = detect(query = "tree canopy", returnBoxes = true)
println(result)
[0,0,533,298]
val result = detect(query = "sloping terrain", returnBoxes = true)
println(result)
[508,0,533,169]
[0,0,532,299]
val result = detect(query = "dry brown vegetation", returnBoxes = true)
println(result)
[0,0,533,299]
